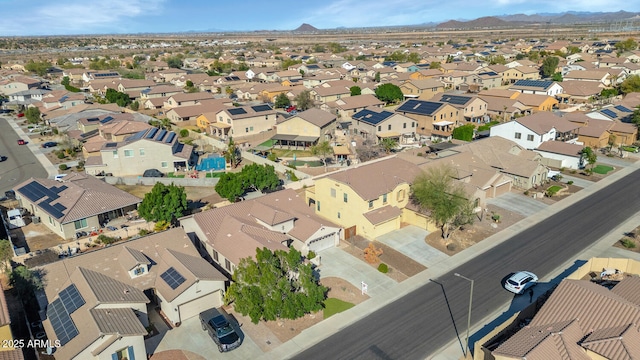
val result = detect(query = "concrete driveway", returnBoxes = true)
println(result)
[487,192,549,217]
[376,225,448,267]
[559,174,594,189]
[147,314,263,359]
[317,247,396,298]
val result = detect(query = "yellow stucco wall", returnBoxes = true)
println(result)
[278,117,321,137]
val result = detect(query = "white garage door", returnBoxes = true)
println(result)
[178,291,222,322]
[307,232,337,252]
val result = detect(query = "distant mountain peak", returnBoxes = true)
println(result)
[294,23,318,32]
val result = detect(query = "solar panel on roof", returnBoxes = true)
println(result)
[156,129,167,142]
[440,95,471,106]
[160,267,186,290]
[353,109,393,125]
[601,109,617,118]
[145,128,158,139]
[99,116,113,124]
[514,80,553,89]
[18,183,43,202]
[251,105,272,112]
[165,132,176,143]
[59,284,85,314]
[228,108,247,115]
[47,298,79,346]
[397,99,442,116]
[40,202,65,219]
[615,105,633,113]
[127,130,146,141]
[105,142,117,148]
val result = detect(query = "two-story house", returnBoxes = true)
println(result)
[489,112,581,150]
[400,79,446,100]
[395,99,459,136]
[432,93,489,124]
[509,80,564,96]
[352,107,417,143]
[211,104,277,139]
[274,108,336,148]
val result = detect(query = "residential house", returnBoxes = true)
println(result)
[274,108,336,148]
[352,107,417,144]
[81,119,152,158]
[462,71,502,91]
[165,98,230,123]
[557,80,602,104]
[211,103,277,139]
[514,93,558,112]
[163,92,217,110]
[139,84,182,100]
[84,127,194,176]
[564,70,615,86]
[181,189,342,274]
[323,94,385,119]
[0,76,41,96]
[311,86,351,104]
[152,68,188,83]
[490,112,580,149]
[502,66,541,84]
[14,174,140,240]
[82,71,120,84]
[535,141,585,169]
[306,157,428,240]
[432,93,488,124]
[38,228,227,360]
[303,73,343,88]
[479,96,529,121]
[395,99,459,136]
[143,96,168,110]
[7,88,49,106]
[509,80,564,96]
[399,79,446,100]
[259,85,304,103]
[438,71,470,90]
[117,80,155,99]
[0,285,25,359]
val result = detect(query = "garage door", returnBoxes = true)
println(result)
[307,232,337,253]
[178,291,222,322]
[494,182,511,197]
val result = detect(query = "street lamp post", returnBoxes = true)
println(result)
[454,273,474,358]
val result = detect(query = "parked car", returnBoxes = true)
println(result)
[0,109,13,114]
[199,308,242,352]
[17,139,26,145]
[143,169,164,177]
[75,231,87,239]
[42,141,58,148]
[504,271,538,294]
[16,113,24,118]
[0,155,6,162]
[54,174,67,182]
[285,105,297,113]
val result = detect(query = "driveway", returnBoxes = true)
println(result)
[487,192,549,217]
[147,314,263,359]
[376,225,448,267]
[317,247,396,298]
[559,174,594,189]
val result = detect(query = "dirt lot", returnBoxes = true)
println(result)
[613,225,640,253]
[226,277,368,352]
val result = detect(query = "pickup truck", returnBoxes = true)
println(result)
[199,308,242,352]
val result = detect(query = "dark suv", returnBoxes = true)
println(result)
[142,169,164,177]
[199,308,242,352]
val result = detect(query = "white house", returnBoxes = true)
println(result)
[535,141,584,169]
[509,80,564,96]
[490,112,580,150]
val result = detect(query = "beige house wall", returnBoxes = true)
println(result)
[89,140,187,176]
[400,103,458,136]
[277,117,321,137]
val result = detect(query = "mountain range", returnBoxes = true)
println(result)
[435,11,640,29]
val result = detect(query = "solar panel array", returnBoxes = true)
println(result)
[165,132,176,143]
[513,80,554,89]
[100,116,114,124]
[160,267,186,290]
[156,129,167,142]
[228,108,247,116]
[17,182,68,218]
[352,109,393,125]
[59,284,85,313]
[397,99,443,116]
[48,299,78,345]
[127,130,146,142]
[105,142,117,148]
[252,105,272,113]
[440,95,471,105]
[146,128,159,139]
[615,105,633,113]
[93,72,119,78]
[601,109,617,118]
[479,71,499,76]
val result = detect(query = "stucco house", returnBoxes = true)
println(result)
[352,106,417,144]
[0,76,41,96]
[489,112,581,150]
[84,127,194,176]
[210,103,277,139]
[399,78,446,100]
[395,99,459,136]
[180,189,342,275]
[274,108,336,148]
[432,93,488,124]
[38,228,227,360]
[535,141,585,169]
[322,94,384,119]
[14,174,141,240]
[509,80,564,96]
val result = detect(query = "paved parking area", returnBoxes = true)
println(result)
[559,174,594,189]
[317,247,397,297]
[376,225,448,267]
[487,192,549,217]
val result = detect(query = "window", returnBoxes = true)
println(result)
[369,200,373,209]
[337,212,341,219]
[397,189,405,202]
[245,127,249,133]
[134,267,145,276]
[383,193,387,204]
[515,132,521,139]
[114,346,134,360]
[330,188,336,198]
[213,250,219,262]
[317,201,321,211]
[112,150,118,159]
[49,216,52,225]
[124,149,134,158]
[378,125,381,131]
[139,148,145,156]
[161,161,168,168]
[225,259,231,271]
[250,126,254,131]
[219,116,222,121]
[388,124,391,130]
[412,122,415,128]
[74,219,87,230]
[403,123,406,129]
[527,134,534,141]
[343,193,348,203]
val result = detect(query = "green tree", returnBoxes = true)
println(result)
[581,147,597,174]
[225,247,327,324]
[541,56,560,78]
[452,124,475,142]
[379,138,398,153]
[407,52,421,63]
[24,107,41,124]
[375,83,404,104]
[24,60,51,76]
[241,163,280,193]
[215,173,245,202]
[166,56,183,69]
[0,240,13,273]
[138,183,188,223]
[293,90,313,111]
[488,55,506,65]
[350,86,361,96]
[130,100,139,111]
[614,38,638,53]
[10,266,43,302]
[374,72,381,83]
[551,72,563,82]
[310,140,332,167]
[223,137,241,168]
[411,165,475,239]
[600,88,618,98]
[632,106,640,130]
[620,75,640,94]
[274,93,291,108]
[429,62,441,69]
[104,88,131,107]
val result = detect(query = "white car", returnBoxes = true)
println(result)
[504,271,538,294]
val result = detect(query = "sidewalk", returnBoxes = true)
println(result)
[264,158,640,360]
[7,118,58,178]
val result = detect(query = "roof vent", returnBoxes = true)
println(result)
[124,289,130,294]
[227,233,231,237]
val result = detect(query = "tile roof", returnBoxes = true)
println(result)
[90,308,147,335]
[76,267,149,304]
[14,174,141,224]
[118,246,151,271]
[611,275,640,306]
[581,323,640,360]
[363,205,402,225]
[535,141,583,157]
[515,112,580,135]
[293,108,336,128]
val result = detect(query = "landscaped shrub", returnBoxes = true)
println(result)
[97,234,118,245]
[307,251,316,260]
[59,164,68,170]
[56,152,66,159]
[621,238,636,248]
[491,214,501,222]
[139,229,151,236]
[179,129,189,137]
[567,180,574,185]
[378,263,389,273]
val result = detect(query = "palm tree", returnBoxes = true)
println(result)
[223,137,241,168]
[380,138,398,153]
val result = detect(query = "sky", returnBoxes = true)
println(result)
[0,0,634,36]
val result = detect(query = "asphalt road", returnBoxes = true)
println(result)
[0,116,47,195]
[295,168,640,360]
